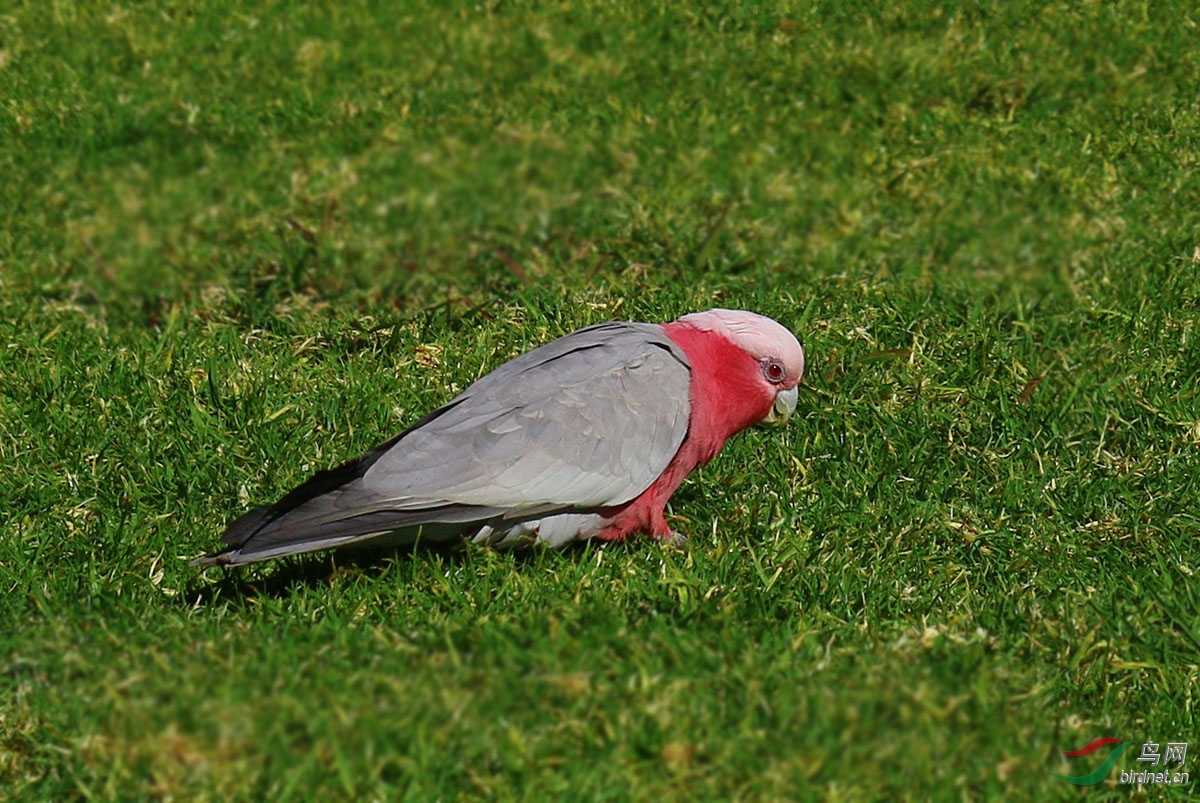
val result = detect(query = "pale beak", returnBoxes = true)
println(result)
[764,386,798,424]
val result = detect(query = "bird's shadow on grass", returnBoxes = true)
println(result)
[178,540,597,608]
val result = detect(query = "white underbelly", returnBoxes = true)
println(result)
[470,512,607,549]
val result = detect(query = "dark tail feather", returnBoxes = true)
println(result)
[191,490,506,567]
[193,403,478,567]
[218,505,276,548]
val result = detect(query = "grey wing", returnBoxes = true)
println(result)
[195,322,692,565]
[363,321,693,511]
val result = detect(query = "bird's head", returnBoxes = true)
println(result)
[676,308,805,424]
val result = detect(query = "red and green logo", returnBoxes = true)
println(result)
[1050,737,1133,785]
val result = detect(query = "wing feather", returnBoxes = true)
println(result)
[364,322,692,510]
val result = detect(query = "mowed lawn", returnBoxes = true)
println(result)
[2,1,1198,799]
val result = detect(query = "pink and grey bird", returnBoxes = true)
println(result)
[193,309,804,566]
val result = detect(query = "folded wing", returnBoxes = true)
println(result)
[195,322,692,565]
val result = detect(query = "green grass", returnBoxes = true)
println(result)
[3,0,1199,799]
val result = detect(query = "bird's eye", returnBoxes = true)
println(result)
[762,359,786,384]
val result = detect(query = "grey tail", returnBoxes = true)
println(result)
[189,506,489,567]
[191,402,499,567]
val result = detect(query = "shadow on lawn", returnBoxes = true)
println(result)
[179,539,597,608]
[179,485,708,607]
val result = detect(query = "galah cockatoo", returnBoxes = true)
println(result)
[193,308,804,566]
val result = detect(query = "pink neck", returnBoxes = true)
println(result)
[594,321,775,541]
[661,321,775,460]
